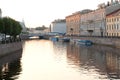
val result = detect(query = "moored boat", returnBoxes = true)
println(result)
[62,37,70,42]
[50,37,59,41]
[77,40,93,46]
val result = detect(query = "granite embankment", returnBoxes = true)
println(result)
[70,36,120,48]
[0,42,23,57]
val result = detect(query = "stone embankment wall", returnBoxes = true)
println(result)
[71,36,120,48]
[0,42,22,57]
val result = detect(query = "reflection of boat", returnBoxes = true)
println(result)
[77,40,93,46]
[50,36,59,41]
[39,35,44,39]
[62,37,70,42]
[29,36,39,39]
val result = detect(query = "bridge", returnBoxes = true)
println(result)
[28,32,53,39]
[28,33,42,37]
[24,29,65,40]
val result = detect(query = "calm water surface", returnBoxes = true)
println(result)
[0,40,120,80]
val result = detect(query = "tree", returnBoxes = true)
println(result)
[35,25,48,30]
[0,18,4,33]
[2,17,13,40]
[14,22,22,36]
[10,19,22,39]
[2,17,22,41]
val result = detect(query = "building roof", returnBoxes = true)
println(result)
[52,19,66,23]
[107,9,120,17]
[66,9,92,18]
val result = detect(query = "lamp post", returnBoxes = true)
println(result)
[100,27,103,37]
[70,28,73,36]
[70,28,73,39]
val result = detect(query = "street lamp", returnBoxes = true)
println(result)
[100,27,103,37]
[70,28,73,36]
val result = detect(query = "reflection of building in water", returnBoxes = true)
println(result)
[52,42,67,55]
[85,45,120,79]
[66,44,80,66]
[2,63,9,74]
[66,44,107,73]
[106,51,120,79]
[66,44,120,79]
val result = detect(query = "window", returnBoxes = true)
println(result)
[117,18,119,21]
[112,18,114,22]
[114,18,116,22]
[117,33,119,36]
[109,33,111,36]
[107,32,108,36]
[117,24,119,30]
[114,24,116,30]
[112,25,113,30]
[112,33,114,36]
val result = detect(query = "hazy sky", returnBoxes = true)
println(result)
[0,0,109,28]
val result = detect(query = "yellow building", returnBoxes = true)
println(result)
[106,9,120,36]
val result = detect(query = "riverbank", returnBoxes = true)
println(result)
[0,41,23,57]
[60,36,120,48]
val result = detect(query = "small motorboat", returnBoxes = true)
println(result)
[50,36,59,41]
[62,37,70,42]
[77,40,93,46]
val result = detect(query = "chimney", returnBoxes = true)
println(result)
[115,0,118,3]
[111,0,113,4]
[107,1,110,6]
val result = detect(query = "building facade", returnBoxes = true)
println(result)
[106,9,120,36]
[51,19,66,34]
[80,0,120,36]
[66,10,92,36]
[81,8,105,36]
[66,12,81,36]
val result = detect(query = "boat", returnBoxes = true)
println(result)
[77,40,93,46]
[50,36,59,41]
[62,37,70,42]
[39,35,44,39]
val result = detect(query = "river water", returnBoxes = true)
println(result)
[0,40,120,80]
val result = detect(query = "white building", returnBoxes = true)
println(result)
[51,19,66,34]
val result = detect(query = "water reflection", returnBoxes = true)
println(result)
[3,40,120,80]
[0,50,22,80]
[67,43,120,79]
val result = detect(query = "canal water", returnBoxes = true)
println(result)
[0,40,120,80]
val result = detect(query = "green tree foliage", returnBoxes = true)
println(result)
[35,25,47,30]
[0,18,4,33]
[1,17,22,39]
[2,17,12,35]
[11,20,22,38]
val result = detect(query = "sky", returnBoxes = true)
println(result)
[0,0,109,28]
